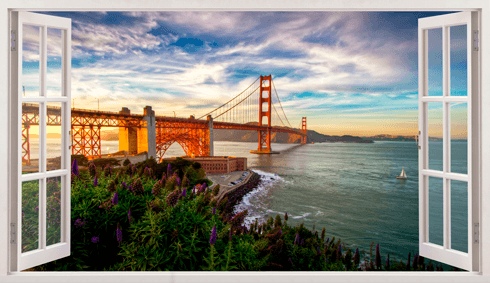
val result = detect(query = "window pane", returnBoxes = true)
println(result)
[429,176,443,246]
[450,25,467,97]
[22,180,39,253]
[22,25,40,97]
[428,28,443,96]
[47,103,62,171]
[22,103,40,174]
[451,102,468,174]
[47,28,63,97]
[428,102,443,171]
[46,176,62,246]
[451,180,468,253]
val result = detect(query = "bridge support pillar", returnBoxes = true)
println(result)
[251,74,278,154]
[119,107,138,155]
[144,106,156,159]
[207,115,214,156]
[301,117,307,144]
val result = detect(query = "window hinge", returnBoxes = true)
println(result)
[10,223,16,244]
[474,222,479,244]
[473,30,479,51]
[11,30,16,52]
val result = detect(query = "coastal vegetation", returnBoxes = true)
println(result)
[22,157,453,271]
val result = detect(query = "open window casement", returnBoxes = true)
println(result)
[418,11,480,271]
[10,11,72,271]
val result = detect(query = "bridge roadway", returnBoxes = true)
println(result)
[21,103,306,162]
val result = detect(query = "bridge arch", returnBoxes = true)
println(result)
[155,122,210,161]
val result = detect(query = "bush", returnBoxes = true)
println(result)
[71,155,88,167]
[123,158,131,166]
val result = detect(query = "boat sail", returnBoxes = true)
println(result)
[397,167,407,179]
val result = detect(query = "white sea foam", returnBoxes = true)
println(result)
[292,213,311,219]
[233,169,286,227]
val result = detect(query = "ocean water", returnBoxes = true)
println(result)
[32,138,469,267]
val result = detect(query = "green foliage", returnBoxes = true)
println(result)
[123,158,131,166]
[71,155,88,167]
[91,158,121,168]
[30,159,444,272]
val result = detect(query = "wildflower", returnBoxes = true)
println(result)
[412,253,418,270]
[116,223,123,246]
[418,255,425,270]
[317,246,321,255]
[93,176,98,187]
[128,207,132,223]
[337,244,342,261]
[112,192,118,205]
[300,239,305,246]
[294,233,300,245]
[284,212,288,221]
[274,214,282,227]
[209,225,217,245]
[91,236,99,244]
[104,165,112,177]
[212,207,216,215]
[202,182,207,191]
[354,248,360,266]
[72,159,79,176]
[121,181,127,190]
[229,210,247,227]
[176,177,181,187]
[131,178,144,195]
[375,243,381,269]
[167,163,171,177]
[321,227,326,241]
[406,252,411,271]
[88,162,97,177]
[152,180,162,196]
[385,254,390,270]
[74,218,86,228]
[107,180,116,192]
[229,228,233,241]
[181,188,187,197]
[166,188,180,207]
[85,184,87,189]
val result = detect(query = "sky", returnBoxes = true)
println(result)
[22,11,469,137]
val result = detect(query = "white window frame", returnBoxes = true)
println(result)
[1,0,489,282]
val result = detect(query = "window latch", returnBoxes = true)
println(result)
[473,30,479,51]
[474,222,479,244]
[10,223,16,244]
[11,30,16,52]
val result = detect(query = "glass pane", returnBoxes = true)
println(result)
[428,28,443,96]
[47,176,62,246]
[47,102,62,171]
[429,177,443,246]
[22,25,40,97]
[22,180,39,253]
[450,25,467,97]
[428,102,443,171]
[451,180,468,253]
[451,102,468,174]
[22,103,40,174]
[47,28,63,96]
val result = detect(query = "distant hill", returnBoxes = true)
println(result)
[367,134,441,142]
[214,123,373,144]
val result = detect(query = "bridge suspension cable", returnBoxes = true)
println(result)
[271,78,293,129]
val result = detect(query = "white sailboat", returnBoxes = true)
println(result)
[397,167,407,180]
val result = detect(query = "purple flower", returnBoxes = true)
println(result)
[85,185,87,189]
[112,192,118,205]
[412,253,418,270]
[375,243,381,269]
[74,218,86,228]
[121,181,127,190]
[167,163,171,177]
[91,236,99,244]
[209,225,217,245]
[354,248,360,266]
[212,207,216,215]
[93,176,98,187]
[72,159,79,176]
[177,177,181,187]
[35,206,38,211]
[128,207,132,223]
[116,223,123,246]
[317,246,321,255]
[337,244,342,260]
[294,233,300,245]
[182,188,187,197]
[202,182,207,191]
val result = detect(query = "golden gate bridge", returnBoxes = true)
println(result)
[21,75,308,164]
